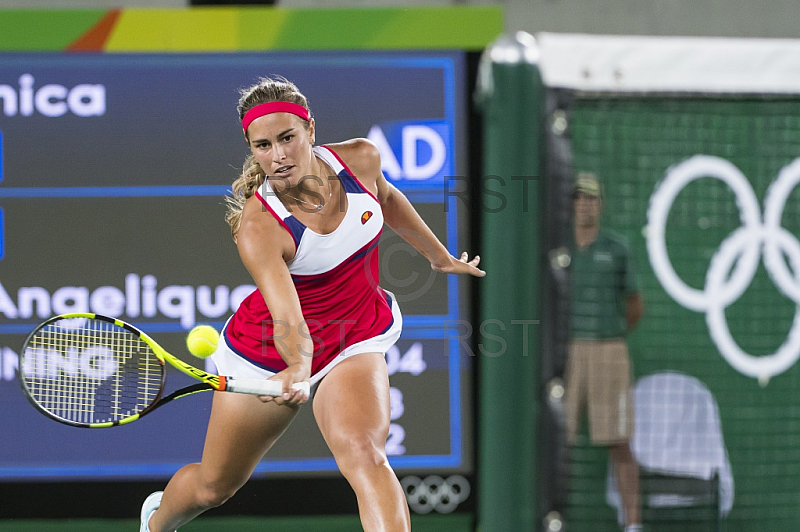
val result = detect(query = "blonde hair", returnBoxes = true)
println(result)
[225,76,311,241]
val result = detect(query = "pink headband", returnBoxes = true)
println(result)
[241,101,310,134]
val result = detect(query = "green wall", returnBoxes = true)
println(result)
[566,97,800,530]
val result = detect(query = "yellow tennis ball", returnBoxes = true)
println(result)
[186,325,219,359]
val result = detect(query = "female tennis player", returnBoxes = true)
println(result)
[140,76,485,532]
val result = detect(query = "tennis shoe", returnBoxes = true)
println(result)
[139,491,163,532]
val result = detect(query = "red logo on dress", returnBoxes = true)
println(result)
[361,211,373,224]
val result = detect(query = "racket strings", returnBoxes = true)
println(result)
[21,318,163,424]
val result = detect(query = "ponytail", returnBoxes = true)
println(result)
[224,155,264,242]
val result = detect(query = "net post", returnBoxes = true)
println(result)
[475,31,543,531]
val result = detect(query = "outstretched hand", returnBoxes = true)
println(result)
[432,252,486,277]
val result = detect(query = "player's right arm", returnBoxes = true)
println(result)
[235,194,311,405]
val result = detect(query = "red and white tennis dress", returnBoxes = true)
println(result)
[214,145,402,385]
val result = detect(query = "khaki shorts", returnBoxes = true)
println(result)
[564,339,633,445]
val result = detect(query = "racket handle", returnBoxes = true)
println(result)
[224,377,310,397]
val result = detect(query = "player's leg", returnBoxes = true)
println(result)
[145,392,300,532]
[313,352,410,532]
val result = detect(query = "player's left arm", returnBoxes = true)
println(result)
[342,138,485,277]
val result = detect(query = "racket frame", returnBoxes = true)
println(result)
[20,313,224,428]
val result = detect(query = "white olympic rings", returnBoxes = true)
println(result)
[401,475,471,514]
[647,155,800,380]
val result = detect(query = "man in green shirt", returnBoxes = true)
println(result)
[565,173,644,532]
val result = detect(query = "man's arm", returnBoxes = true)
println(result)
[625,292,644,332]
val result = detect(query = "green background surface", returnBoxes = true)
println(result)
[565,97,800,530]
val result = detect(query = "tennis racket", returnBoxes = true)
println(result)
[19,313,309,428]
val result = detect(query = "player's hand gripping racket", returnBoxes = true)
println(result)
[19,313,309,428]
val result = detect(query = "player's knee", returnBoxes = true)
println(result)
[196,480,240,509]
[333,433,388,474]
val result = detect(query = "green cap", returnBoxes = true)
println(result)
[573,172,602,198]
